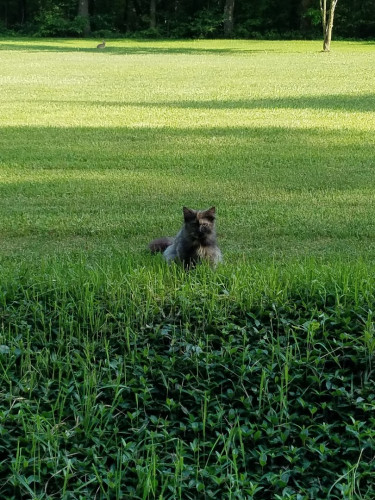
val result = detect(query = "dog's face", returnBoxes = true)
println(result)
[183,206,216,241]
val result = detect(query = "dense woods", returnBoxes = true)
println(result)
[1,0,374,39]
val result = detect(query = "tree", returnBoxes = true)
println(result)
[223,0,235,37]
[126,0,138,32]
[320,0,338,51]
[150,0,156,29]
[78,0,90,36]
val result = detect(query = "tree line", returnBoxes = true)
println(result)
[1,0,375,40]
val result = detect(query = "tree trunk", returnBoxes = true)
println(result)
[19,0,25,25]
[223,0,235,38]
[150,0,156,29]
[299,0,314,31]
[320,0,338,51]
[126,0,137,32]
[78,0,91,37]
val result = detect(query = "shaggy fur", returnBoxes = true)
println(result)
[149,206,222,268]
[148,237,175,254]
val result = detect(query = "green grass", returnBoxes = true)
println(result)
[1,257,375,498]
[1,39,375,498]
[1,38,375,260]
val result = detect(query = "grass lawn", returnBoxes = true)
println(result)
[1,38,375,261]
[0,39,375,498]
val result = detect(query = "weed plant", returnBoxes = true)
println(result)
[1,257,375,498]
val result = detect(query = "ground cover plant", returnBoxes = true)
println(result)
[0,39,375,498]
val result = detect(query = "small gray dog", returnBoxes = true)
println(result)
[149,206,222,268]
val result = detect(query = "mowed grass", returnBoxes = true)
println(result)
[1,38,375,260]
[1,39,375,499]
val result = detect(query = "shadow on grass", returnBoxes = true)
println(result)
[25,93,375,112]
[0,125,374,183]
[139,93,375,112]
[0,41,283,55]
[0,124,375,256]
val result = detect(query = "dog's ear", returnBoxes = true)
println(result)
[183,207,196,221]
[203,206,216,220]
